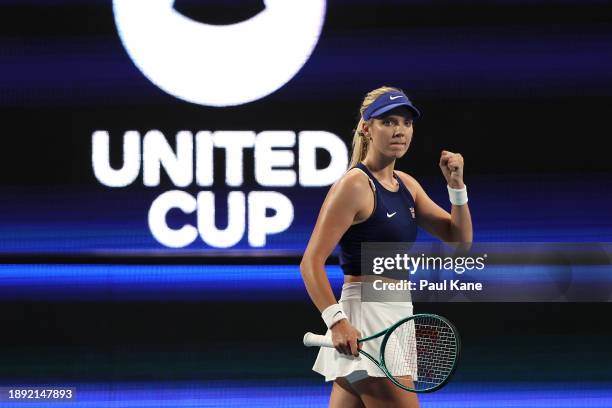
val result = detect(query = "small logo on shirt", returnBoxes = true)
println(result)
[409,207,416,218]
[386,211,397,218]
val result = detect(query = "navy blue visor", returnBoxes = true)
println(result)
[362,91,421,121]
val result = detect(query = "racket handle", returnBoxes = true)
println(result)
[303,332,334,348]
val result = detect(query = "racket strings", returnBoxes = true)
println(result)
[383,316,458,391]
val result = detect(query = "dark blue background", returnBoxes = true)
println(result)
[1,1,612,407]
[1,0,612,254]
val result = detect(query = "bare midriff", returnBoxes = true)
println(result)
[343,274,402,283]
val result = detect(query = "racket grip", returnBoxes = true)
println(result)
[303,332,334,348]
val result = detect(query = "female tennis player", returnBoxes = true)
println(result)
[300,86,472,407]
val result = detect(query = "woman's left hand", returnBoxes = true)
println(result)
[439,150,465,189]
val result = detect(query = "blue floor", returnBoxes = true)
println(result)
[1,381,612,408]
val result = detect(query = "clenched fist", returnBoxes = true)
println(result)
[439,150,465,189]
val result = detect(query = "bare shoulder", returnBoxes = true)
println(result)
[331,167,372,198]
[394,170,422,199]
[321,168,373,218]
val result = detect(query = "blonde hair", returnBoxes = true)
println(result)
[348,86,403,169]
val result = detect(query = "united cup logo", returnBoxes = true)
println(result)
[113,0,327,107]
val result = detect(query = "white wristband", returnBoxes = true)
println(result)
[447,184,468,206]
[321,303,347,329]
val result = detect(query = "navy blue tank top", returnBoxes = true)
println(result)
[339,162,418,275]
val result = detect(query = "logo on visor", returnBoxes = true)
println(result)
[113,0,326,107]
[389,95,403,100]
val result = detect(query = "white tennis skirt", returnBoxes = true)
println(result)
[312,282,416,382]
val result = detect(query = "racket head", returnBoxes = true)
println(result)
[379,313,460,393]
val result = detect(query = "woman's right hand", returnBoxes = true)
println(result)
[330,319,362,357]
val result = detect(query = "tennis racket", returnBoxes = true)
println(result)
[303,313,460,393]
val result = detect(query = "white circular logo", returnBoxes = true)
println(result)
[113,0,326,107]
